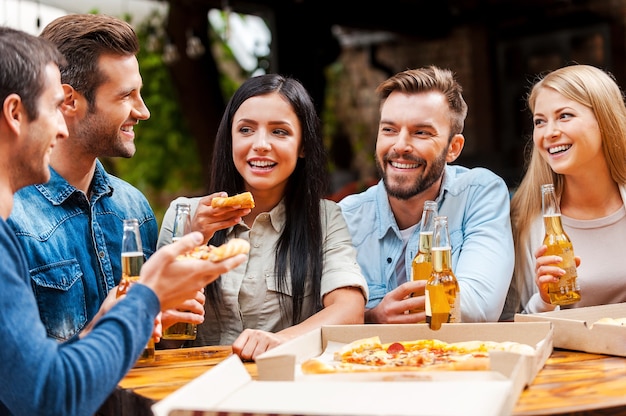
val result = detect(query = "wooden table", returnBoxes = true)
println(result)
[97,346,626,416]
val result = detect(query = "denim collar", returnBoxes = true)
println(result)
[33,160,114,205]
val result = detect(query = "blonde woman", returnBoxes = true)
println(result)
[501,64,626,320]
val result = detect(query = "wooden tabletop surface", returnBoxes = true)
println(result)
[105,345,626,416]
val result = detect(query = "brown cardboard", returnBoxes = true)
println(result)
[152,322,552,416]
[154,354,518,416]
[515,302,626,356]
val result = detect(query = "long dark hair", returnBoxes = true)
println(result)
[207,73,328,325]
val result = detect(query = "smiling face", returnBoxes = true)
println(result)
[72,53,149,158]
[232,92,303,200]
[532,87,604,176]
[375,90,455,200]
[16,63,68,187]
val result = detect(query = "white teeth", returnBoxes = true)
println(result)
[390,161,419,169]
[250,160,275,167]
[548,144,571,154]
[121,126,133,132]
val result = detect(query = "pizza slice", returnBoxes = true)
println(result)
[176,238,250,262]
[301,336,535,374]
[211,192,255,209]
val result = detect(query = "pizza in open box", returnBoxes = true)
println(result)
[301,335,535,374]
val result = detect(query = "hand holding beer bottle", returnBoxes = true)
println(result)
[541,183,581,305]
[410,200,437,315]
[162,202,198,341]
[119,218,155,365]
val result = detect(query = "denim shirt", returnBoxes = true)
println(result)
[7,160,157,341]
[338,164,514,322]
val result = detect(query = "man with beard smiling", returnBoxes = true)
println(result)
[7,14,204,342]
[339,66,514,324]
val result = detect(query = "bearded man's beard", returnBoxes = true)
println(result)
[376,148,447,200]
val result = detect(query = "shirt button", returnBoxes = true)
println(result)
[99,251,105,258]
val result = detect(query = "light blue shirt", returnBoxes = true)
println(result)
[339,164,514,322]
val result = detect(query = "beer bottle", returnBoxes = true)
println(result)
[541,183,581,305]
[119,218,155,365]
[425,216,460,330]
[409,200,437,314]
[162,202,197,340]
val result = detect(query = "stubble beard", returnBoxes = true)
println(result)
[376,148,447,200]
[74,110,135,158]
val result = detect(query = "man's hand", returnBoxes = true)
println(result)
[161,289,205,330]
[139,232,246,311]
[365,280,427,323]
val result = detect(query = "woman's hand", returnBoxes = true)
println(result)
[191,192,252,244]
[534,245,581,303]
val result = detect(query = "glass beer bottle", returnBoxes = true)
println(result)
[162,202,197,340]
[425,216,460,330]
[541,183,581,305]
[409,200,437,314]
[118,218,155,365]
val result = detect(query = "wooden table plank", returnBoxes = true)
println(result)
[513,350,626,415]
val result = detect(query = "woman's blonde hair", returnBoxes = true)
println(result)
[506,64,626,315]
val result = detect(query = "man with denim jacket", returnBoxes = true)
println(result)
[8,14,203,341]
[339,66,514,324]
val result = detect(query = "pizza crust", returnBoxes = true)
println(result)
[211,192,255,209]
[593,317,626,326]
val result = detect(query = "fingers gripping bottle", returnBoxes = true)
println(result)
[162,202,197,340]
[425,216,460,330]
[119,218,155,365]
[410,200,438,314]
[541,184,581,305]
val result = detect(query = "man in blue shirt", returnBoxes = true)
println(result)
[8,14,204,341]
[339,66,514,324]
[0,26,246,416]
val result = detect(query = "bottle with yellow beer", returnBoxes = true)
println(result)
[119,218,155,365]
[425,216,460,330]
[541,183,581,305]
[162,202,197,340]
[409,200,437,314]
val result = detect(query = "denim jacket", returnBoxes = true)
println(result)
[7,160,157,341]
[338,164,514,322]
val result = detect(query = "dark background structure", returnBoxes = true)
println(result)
[153,0,626,191]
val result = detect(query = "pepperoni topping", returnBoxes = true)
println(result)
[386,342,405,354]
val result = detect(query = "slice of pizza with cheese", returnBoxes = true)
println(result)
[301,336,535,374]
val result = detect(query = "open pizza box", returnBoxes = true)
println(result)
[152,322,552,416]
[514,302,626,356]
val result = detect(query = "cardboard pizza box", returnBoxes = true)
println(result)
[514,302,626,356]
[152,322,552,416]
[255,323,552,385]
[154,354,517,416]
